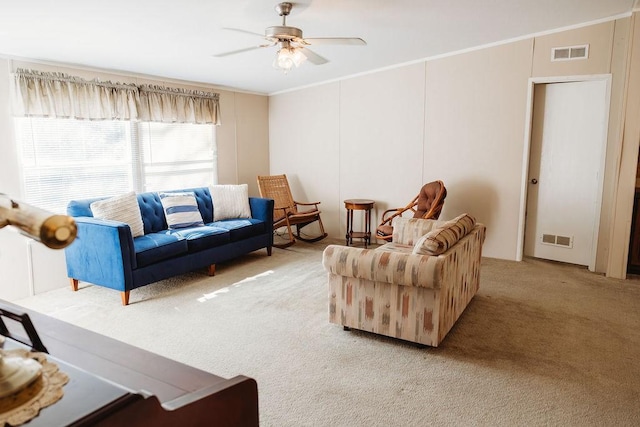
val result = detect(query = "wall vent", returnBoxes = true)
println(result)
[541,234,574,248]
[551,44,589,62]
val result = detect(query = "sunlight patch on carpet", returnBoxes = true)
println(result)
[197,270,275,302]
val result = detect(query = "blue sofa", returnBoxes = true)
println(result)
[64,187,274,305]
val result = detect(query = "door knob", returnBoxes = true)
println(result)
[530,178,538,184]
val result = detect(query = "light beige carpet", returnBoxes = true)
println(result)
[15,239,640,426]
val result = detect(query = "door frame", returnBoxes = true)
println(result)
[516,74,612,271]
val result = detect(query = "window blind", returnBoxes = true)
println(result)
[15,117,217,213]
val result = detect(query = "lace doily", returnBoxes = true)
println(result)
[0,349,69,427]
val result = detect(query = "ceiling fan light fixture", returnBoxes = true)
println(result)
[273,47,294,73]
[273,45,306,73]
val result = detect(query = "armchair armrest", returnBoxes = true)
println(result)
[380,207,399,221]
[322,245,444,289]
[378,195,420,227]
[64,217,136,291]
[293,200,321,213]
[379,207,407,227]
[294,201,321,206]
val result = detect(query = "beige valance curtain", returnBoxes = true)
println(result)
[12,69,139,120]
[138,85,220,125]
[12,69,220,124]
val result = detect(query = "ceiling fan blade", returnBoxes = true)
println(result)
[303,37,367,46]
[221,27,266,38]
[299,47,329,65]
[213,44,270,58]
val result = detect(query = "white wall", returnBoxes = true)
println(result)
[269,83,341,236]
[340,64,427,233]
[269,43,532,260]
[0,59,269,301]
[269,65,428,239]
[424,40,532,260]
[269,18,637,274]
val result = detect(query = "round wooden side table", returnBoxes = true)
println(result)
[344,199,375,248]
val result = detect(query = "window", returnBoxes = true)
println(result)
[15,117,217,213]
[138,122,217,192]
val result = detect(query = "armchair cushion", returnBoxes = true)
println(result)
[413,213,476,255]
[90,191,144,238]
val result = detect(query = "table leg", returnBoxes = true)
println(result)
[364,208,371,248]
[345,208,352,246]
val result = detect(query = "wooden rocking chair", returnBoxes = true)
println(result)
[376,180,447,242]
[257,174,328,248]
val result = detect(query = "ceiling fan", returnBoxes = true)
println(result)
[213,2,366,73]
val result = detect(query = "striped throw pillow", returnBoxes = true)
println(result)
[412,213,476,255]
[90,191,144,238]
[159,192,204,229]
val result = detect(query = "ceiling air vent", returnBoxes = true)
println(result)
[541,234,574,248]
[551,44,589,62]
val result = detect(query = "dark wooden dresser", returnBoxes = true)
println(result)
[0,300,258,426]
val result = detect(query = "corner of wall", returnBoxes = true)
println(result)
[606,11,640,278]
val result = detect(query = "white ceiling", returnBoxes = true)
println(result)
[0,0,634,95]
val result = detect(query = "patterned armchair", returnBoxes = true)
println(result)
[322,214,486,347]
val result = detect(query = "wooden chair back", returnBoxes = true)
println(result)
[257,174,297,221]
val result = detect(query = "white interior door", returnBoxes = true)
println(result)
[524,80,608,267]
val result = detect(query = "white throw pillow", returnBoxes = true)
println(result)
[159,192,204,229]
[90,191,144,238]
[209,184,252,221]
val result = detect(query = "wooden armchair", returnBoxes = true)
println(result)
[257,174,328,248]
[375,180,447,242]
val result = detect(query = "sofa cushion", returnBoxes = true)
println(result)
[134,233,189,267]
[412,213,476,255]
[166,225,231,252]
[209,184,252,221]
[159,192,205,229]
[209,218,265,241]
[90,191,144,238]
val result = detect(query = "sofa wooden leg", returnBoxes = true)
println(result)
[70,278,79,292]
[343,326,351,331]
[267,246,272,256]
[208,264,216,276]
[121,291,130,306]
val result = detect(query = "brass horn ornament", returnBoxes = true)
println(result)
[0,194,77,249]
[0,194,76,398]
